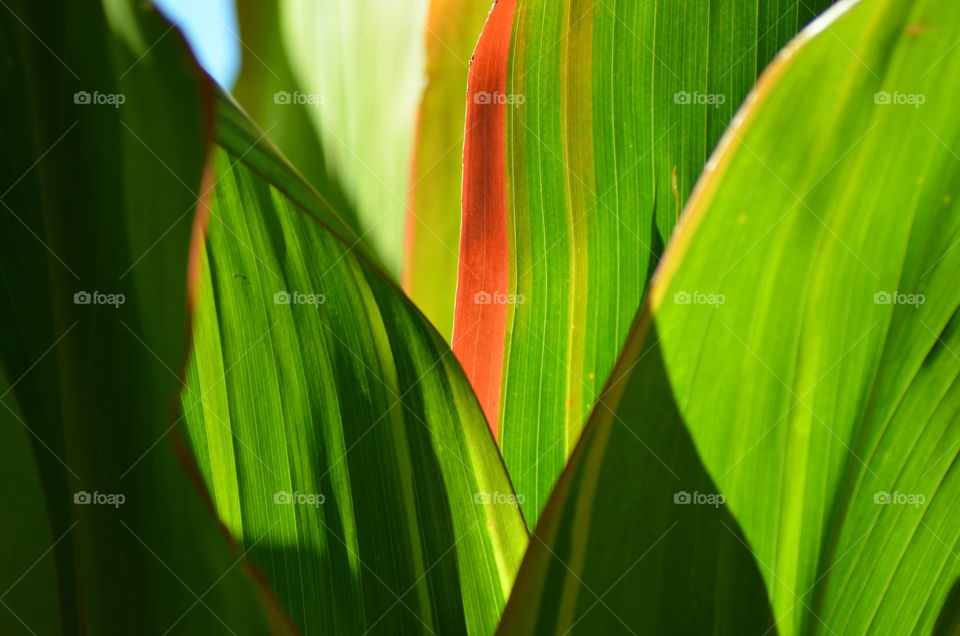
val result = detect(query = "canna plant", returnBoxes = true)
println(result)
[0,1,958,636]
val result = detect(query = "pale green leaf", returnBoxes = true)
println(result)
[280,0,430,276]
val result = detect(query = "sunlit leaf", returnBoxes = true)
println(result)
[280,0,431,276]
[404,0,493,341]
[182,93,529,634]
[454,0,836,525]
[504,0,960,633]
[649,0,960,631]
[231,0,362,237]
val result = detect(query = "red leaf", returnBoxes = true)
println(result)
[452,0,515,439]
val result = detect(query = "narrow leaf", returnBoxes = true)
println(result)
[404,0,494,342]
[452,0,517,437]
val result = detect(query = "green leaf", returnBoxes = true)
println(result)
[497,329,778,634]
[508,0,960,633]
[653,0,960,634]
[231,0,362,238]
[454,0,836,525]
[279,0,431,276]
[0,0,286,632]
[933,580,960,636]
[649,0,960,631]
[182,94,529,634]
[0,376,60,635]
[403,0,493,341]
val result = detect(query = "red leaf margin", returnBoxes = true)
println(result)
[451,0,516,439]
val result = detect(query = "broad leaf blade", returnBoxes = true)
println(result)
[0,0,286,632]
[497,325,778,634]
[648,0,960,631]
[455,0,836,525]
[522,0,960,633]
[183,95,529,635]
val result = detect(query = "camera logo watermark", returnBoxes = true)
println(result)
[74,490,125,508]
[74,91,126,108]
[274,491,325,507]
[673,291,725,307]
[274,91,325,108]
[674,91,726,108]
[473,291,525,305]
[874,291,924,308]
[274,291,326,307]
[74,291,125,308]
[474,91,525,107]
[874,491,925,508]
[674,490,725,508]
[873,91,925,108]
[474,491,525,506]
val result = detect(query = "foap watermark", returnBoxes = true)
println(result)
[474,491,525,506]
[674,91,726,108]
[274,291,326,307]
[673,291,725,307]
[874,91,925,108]
[874,291,925,308]
[74,291,125,308]
[674,490,725,508]
[74,490,125,508]
[473,291,525,305]
[74,90,126,108]
[874,491,925,508]
[274,91,325,108]
[473,91,525,107]
[274,491,326,507]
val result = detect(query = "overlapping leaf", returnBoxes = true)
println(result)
[453,0,516,437]
[502,0,960,633]
[650,0,960,631]
[497,327,777,634]
[404,0,494,341]
[0,0,284,632]
[455,0,836,524]
[182,94,528,635]
[280,0,431,276]
[231,0,361,237]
